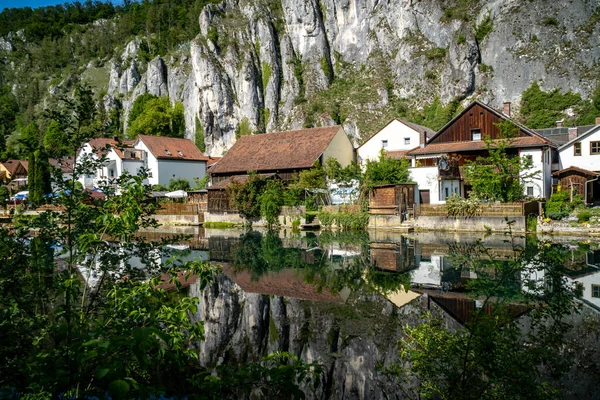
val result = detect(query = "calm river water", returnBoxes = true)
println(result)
[135,227,600,399]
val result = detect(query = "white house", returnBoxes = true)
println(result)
[557,119,600,172]
[76,138,143,188]
[356,119,435,165]
[554,121,600,203]
[77,136,207,189]
[134,135,208,187]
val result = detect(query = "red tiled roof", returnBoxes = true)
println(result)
[137,135,208,161]
[385,149,415,160]
[88,138,135,159]
[49,157,74,173]
[207,156,221,167]
[552,166,600,177]
[221,264,344,303]
[407,136,549,156]
[2,159,27,174]
[209,126,342,175]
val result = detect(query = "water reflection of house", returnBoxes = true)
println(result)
[417,289,529,326]
[221,264,348,303]
[370,238,415,272]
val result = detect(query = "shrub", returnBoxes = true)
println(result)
[445,194,481,217]
[260,180,284,228]
[203,221,237,229]
[577,210,591,223]
[317,212,368,230]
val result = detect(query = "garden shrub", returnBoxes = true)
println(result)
[317,212,368,230]
[577,210,591,223]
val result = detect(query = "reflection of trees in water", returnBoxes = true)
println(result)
[394,234,596,400]
[228,230,412,297]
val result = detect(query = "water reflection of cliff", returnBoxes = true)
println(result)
[143,227,600,399]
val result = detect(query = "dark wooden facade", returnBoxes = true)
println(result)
[430,102,529,144]
[207,189,237,213]
[369,184,416,215]
[553,167,600,204]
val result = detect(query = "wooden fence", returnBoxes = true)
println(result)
[415,202,527,217]
[155,203,203,215]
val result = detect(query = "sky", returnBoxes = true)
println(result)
[0,0,122,12]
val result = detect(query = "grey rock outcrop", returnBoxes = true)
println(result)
[105,0,600,155]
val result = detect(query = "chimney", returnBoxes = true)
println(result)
[568,126,578,141]
[419,130,426,148]
[596,117,600,125]
[503,102,511,117]
[556,119,564,128]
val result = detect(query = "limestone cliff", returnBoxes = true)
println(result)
[103,0,600,155]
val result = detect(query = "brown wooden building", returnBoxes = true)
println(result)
[407,101,556,202]
[208,126,354,184]
[369,183,416,216]
[552,166,600,204]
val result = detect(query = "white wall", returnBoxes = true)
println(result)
[520,148,547,199]
[409,166,442,204]
[135,140,160,186]
[559,126,600,172]
[357,120,422,164]
[157,159,206,187]
[322,127,354,167]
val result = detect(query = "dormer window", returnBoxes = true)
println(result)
[472,129,481,141]
[165,149,172,156]
[177,150,184,157]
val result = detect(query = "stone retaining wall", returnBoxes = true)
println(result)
[413,216,526,232]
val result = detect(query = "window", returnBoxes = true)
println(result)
[404,137,410,145]
[472,129,481,141]
[591,141,600,155]
[164,149,172,156]
[177,150,184,157]
[592,284,600,298]
[524,154,533,163]
[110,169,114,178]
[381,140,388,148]
[527,186,534,196]
[574,142,582,156]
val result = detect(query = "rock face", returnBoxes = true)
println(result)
[189,272,458,399]
[102,0,600,155]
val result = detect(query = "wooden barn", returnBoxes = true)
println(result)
[552,166,600,204]
[369,183,416,217]
[208,126,354,184]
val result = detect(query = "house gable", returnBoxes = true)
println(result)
[357,119,434,163]
[428,101,539,144]
[558,124,600,172]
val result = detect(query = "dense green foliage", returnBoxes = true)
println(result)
[127,95,185,138]
[463,121,537,202]
[195,116,206,152]
[317,212,369,230]
[168,177,191,191]
[394,237,582,399]
[544,190,584,220]
[519,81,600,128]
[227,173,267,219]
[260,179,285,228]
[363,150,412,189]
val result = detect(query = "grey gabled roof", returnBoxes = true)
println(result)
[558,124,600,151]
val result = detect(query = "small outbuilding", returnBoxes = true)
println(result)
[552,166,600,204]
[369,183,417,217]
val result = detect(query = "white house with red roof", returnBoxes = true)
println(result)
[134,135,208,187]
[77,136,208,188]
